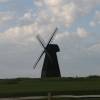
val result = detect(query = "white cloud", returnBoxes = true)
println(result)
[32,0,79,29]
[19,10,33,22]
[90,21,96,27]
[74,0,100,15]
[0,22,56,44]
[44,0,61,6]
[77,27,90,38]
[88,43,100,53]
[43,1,77,27]
[31,0,100,32]
[0,0,9,3]
[0,23,39,43]
[34,0,44,7]
[0,12,13,24]
[55,31,69,40]
[90,11,100,27]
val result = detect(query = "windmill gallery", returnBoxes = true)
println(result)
[33,28,61,78]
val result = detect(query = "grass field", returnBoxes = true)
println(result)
[0,76,100,98]
[1,98,100,100]
[36,98,100,100]
[45,98,100,100]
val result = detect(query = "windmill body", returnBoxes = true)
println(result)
[33,28,61,78]
[41,44,61,78]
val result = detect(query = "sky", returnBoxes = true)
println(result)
[0,0,100,78]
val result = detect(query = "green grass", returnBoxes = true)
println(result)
[24,98,100,100]
[0,77,100,97]
[51,98,100,100]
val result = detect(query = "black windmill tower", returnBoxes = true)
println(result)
[33,28,61,78]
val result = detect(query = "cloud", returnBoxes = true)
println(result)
[88,43,100,53]
[32,0,79,29]
[90,11,100,27]
[4,0,99,43]
[42,1,77,27]
[0,24,38,43]
[19,10,33,23]
[90,22,96,27]
[0,0,9,3]
[77,27,90,38]
[0,12,13,25]
[0,22,56,44]
[32,0,100,29]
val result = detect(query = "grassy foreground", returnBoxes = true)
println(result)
[0,76,100,97]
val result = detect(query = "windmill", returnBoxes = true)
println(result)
[33,28,61,78]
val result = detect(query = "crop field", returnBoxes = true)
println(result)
[0,76,100,98]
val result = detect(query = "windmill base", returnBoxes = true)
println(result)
[41,67,61,78]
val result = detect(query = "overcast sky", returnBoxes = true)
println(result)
[0,0,100,78]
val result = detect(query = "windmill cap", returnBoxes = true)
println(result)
[46,44,60,52]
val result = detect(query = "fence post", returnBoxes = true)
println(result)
[48,92,52,100]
